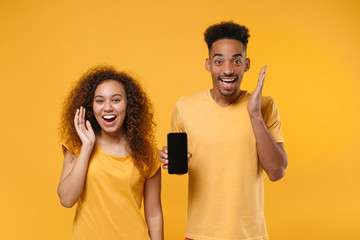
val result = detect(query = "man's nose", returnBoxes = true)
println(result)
[224,63,234,75]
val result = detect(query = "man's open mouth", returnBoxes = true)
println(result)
[219,76,237,89]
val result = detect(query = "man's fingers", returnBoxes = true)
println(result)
[261,65,267,72]
[159,157,169,164]
[260,65,267,75]
[158,147,169,165]
[254,65,267,93]
[162,145,168,154]
[188,153,192,163]
[259,66,267,83]
[158,148,168,159]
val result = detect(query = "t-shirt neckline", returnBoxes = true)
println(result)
[206,89,247,110]
[94,145,131,162]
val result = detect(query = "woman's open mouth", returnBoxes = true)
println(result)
[102,115,117,125]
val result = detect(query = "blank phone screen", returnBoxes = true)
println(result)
[167,132,188,174]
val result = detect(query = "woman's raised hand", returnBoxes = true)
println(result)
[74,106,96,147]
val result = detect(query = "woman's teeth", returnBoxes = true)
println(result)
[103,115,116,121]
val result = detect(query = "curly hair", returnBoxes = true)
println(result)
[59,65,157,178]
[204,21,250,52]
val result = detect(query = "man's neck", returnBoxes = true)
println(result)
[210,89,242,108]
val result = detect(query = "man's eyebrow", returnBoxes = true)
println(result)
[212,53,223,59]
[232,53,243,57]
[212,53,243,58]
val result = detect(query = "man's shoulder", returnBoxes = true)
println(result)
[261,95,276,108]
[260,95,281,119]
[262,95,275,103]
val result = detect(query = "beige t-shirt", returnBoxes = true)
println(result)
[65,145,160,240]
[172,90,283,240]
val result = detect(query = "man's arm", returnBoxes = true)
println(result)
[247,66,288,181]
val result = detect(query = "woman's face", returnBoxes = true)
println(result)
[93,80,127,136]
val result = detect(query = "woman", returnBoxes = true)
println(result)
[57,66,163,240]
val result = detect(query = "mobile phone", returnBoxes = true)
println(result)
[167,132,188,174]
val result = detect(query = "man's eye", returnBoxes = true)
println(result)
[234,60,242,65]
[215,60,222,65]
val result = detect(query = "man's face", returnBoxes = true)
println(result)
[206,39,250,98]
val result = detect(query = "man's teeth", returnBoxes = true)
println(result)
[220,78,236,82]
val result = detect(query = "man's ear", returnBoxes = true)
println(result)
[245,58,250,72]
[205,58,211,72]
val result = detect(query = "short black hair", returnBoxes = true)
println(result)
[204,21,250,51]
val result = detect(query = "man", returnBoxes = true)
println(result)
[159,21,288,240]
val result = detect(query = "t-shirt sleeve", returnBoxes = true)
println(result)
[261,97,284,143]
[171,101,184,132]
[147,150,162,179]
[61,144,69,156]
[61,142,80,156]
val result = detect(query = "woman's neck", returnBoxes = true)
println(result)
[96,131,131,157]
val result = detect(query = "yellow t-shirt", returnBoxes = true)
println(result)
[172,90,284,240]
[66,145,160,240]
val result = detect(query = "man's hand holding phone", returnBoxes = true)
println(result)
[158,146,170,169]
[158,133,192,174]
[158,146,192,171]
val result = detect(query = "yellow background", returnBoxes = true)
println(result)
[1,0,359,239]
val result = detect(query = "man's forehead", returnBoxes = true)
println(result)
[210,39,246,55]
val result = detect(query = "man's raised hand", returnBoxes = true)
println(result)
[247,65,267,117]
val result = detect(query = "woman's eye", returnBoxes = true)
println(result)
[96,99,104,103]
[113,99,121,102]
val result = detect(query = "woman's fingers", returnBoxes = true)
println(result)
[74,108,80,130]
[79,106,85,127]
[86,120,93,132]
[85,120,96,141]
[74,107,95,146]
[74,107,87,132]
[75,107,87,129]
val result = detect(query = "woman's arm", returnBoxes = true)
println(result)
[144,169,163,240]
[57,146,93,207]
[57,107,96,208]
